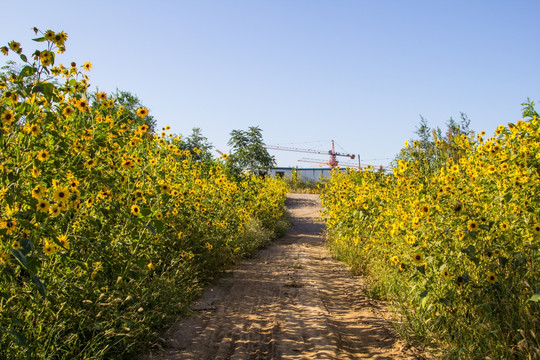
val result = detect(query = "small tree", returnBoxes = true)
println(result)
[394,113,474,174]
[227,126,274,176]
[180,127,214,162]
[111,89,157,132]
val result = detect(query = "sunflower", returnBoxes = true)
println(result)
[467,220,478,232]
[30,166,41,178]
[131,204,140,216]
[37,199,50,213]
[39,51,52,66]
[532,223,540,234]
[44,30,55,41]
[56,31,68,44]
[136,107,148,117]
[412,252,423,264]
[53,186,69,203]
[160,184,171,194]
[499,222,509,231]
[406,235,416,244]
[441,269,450,280]
[76,99,88,112]
[32,185,47,199]
[57,234,69,250]
[103,99,114,108]
[1,110,15,123]
[69,179,79,190]
[12,240,21,250]
[43,239,55,256]
[96,92,107,101]
[62,106,74,117]
[85,158,96,169]
[8,41,21,53]
[121,159,134,168]
[487,272,497,284]
[29,124,40,136]
[139,124,148,132]
[83,61,92,71]
[221,153,228,159]
[36,149,50,161]
[49,204,60,216]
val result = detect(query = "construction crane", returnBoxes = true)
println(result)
[264,140,355,168]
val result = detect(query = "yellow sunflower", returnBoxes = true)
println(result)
[467,220,478,232]
[53,186,69,203]
[131,204,140,216]
[412,252,423,264]
[136,107,148,117]
[37,199,50,213]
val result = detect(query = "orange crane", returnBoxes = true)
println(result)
[264,140,355,168]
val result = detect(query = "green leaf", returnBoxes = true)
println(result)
[153,220,164,233]
[26,256,41,275]
[10,249,26,268]
[32,82,54,101]
[19,238,34,255]
[461,245,476,257]
[416,264,426,274]
[31,275,46,298]
[18,66,36,80]
[140,208,152,217]
[19,54,27,62]
[32,37,47,42]
[9,329,27,347]
[421,294,429,308]
[529,294,540,302]
[144,223,156,235]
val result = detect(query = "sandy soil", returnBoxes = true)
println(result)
[142,193,413,360]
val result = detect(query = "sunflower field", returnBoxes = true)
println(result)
[321,107,540,358]
[0,30,288,359]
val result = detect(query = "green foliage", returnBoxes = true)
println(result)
[227,126,275,176]
[179,127,214,163]
[395,113,473,174]
[321,105,540,359]
[0,28,289,360]
[109,89,157,133]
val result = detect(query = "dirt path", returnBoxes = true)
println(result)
[143,193,411,360]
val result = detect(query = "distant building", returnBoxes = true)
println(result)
[267,167,333,182]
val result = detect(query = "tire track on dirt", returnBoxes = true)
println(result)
[142,193,412,359]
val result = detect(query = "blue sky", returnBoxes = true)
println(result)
[2,1,539,168]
